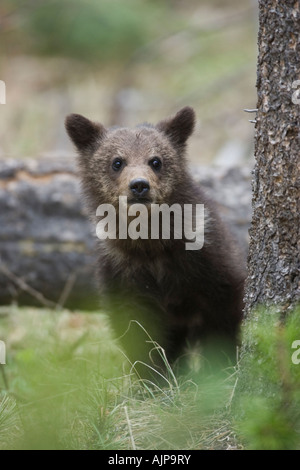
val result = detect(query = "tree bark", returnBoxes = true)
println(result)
[244,0,300,315]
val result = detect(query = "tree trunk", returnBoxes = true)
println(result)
[244,0,300,316]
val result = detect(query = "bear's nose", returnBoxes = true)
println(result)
[129,178,150,198]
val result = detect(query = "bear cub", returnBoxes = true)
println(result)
[65,107,245,380]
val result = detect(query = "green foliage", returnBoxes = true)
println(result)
[235,306,300,450]
[2,305,299,449]
[0,307,239,450]
[0,393,20,448]
[19,0,168,64]
[0,307,124,449]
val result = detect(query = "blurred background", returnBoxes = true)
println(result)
[0,0,257,164]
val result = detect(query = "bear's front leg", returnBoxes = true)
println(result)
[102,288,170,384]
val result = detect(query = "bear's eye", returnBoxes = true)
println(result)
[149,157,162,171]
[112,158,123,171]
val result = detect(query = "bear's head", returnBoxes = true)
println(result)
[65,107,196,213]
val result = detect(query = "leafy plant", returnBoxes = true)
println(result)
[234,306,300,450]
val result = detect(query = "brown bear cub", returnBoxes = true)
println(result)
[65,107,245,380]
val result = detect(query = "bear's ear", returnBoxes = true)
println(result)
[156,106,196,148]
[65,114,106,152]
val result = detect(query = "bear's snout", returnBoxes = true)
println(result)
[129,178,150,199]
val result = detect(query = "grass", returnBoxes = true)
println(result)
[3,305,299,450]
[234,306,300,450]
[2,304,300,450]
[0,306,241,450]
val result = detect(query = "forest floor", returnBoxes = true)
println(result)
[0,305,243,450]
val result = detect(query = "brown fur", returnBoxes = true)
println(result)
[65,107,245,379]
